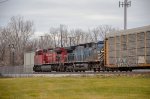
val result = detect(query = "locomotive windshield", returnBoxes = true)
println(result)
[36,50,43,55]
[97,41,104,49]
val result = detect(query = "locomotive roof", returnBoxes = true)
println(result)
[106,25,150,37]
[78,42,96,46]
[64,46,76,52]
[78,41,103,46]
[97,41,104,44]
[48,48,54,50]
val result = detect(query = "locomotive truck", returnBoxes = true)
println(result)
[33,25,150,72]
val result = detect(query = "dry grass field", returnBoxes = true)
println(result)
[0,75,150,99]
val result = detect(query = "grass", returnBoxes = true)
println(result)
[0,75,150,99]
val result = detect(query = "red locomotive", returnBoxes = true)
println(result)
[34,47,69,72]
[33,42,104,72]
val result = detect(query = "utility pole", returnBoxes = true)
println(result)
[9,44,15,66]
[12,44,15,66]
[69,37,73,46]
[119,0,131,30]
[9,45,11,65]
[60,25,63,47]
[40,36,44,49]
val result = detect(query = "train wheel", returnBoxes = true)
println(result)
[94,68,96,72]
[129,69,132,72]
[98,68,100,72]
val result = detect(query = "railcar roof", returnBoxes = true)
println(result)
[106,25,150,37]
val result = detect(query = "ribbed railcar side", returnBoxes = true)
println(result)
[105,25,150,71]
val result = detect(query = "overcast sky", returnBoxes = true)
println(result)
[0,0,150,35]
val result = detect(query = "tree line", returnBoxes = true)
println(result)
[0,16,117,66]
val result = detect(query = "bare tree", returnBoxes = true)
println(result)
[7,16,34,65]
[59,24,69,47]
[0,16,34,66]
[97,25,117,40]
[0,28,9,65]
[74,29,83,45]
[70,29,94,45]
[39,34,54,49]
[69,30,77,46]
[91,28,99,42]
[49,25,69,47]
[49,27,59,48]
[25,38,38,51]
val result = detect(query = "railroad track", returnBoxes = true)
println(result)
[1,66,150,77]
[33,70,150,74]
[1,71,150,78]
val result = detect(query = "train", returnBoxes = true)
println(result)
[33,25,150,72]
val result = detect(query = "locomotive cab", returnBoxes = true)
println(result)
[34,49,43,66]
